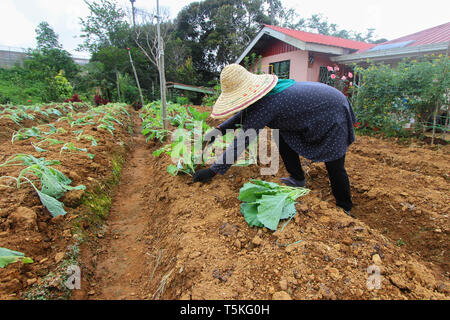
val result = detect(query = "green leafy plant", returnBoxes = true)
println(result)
[31,142,48,153]
[60,142,88,154]
[12,124,64,143]
[0,154,85,217]
[12,127,43,142]
[37,138,65,146]
[351,55,449,139]
[0,247,33,268]
[238,180,310,231]
[201,84,221,107]
[166,129,196,176]
[140,100,190,142]
[76,134,98,146]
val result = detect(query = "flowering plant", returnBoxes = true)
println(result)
[326,65,353,92]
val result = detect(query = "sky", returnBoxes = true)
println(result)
[0,0,448,58]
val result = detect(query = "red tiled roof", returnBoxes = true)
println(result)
[357,22,450,53]
[264,25,375,51]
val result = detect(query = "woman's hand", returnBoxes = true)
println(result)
[193,168,217,183]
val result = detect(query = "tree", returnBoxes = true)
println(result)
[25,22,79,87]
[78,0,130,51]
[36,22,63,50]
[25,48,79,81]
[79,0,131,101]
[175,0,277,83]
[132,5,172,73]
[295,14,385,44]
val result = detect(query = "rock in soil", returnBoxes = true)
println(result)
[7,207,37,231]
[63,189,85,208]
[272,291,291,300]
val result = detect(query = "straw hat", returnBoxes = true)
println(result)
[211,64,278,119]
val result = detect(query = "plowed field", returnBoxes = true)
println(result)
[1,105,448,300]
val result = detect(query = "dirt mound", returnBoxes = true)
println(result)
[77,119,448,300]
[135,148,448,300]
[3,105,447,300]
[0,105,133,300]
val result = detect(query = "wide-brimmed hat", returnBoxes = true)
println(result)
[211,64,278,119]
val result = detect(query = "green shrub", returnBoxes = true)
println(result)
[54,70,73,101]
[202,84,221,106]
[176,95,190,105]
[351,55,449,137]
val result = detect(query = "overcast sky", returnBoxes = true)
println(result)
[0,0,448,58]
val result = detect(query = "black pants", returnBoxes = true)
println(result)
[277,135,352,212]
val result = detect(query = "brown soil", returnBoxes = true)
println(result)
[72,132,151,299]
[305,136,449,275]
[73,116,449,300]
[0,103,89,144]
[1,105,449,300]
[0,104,132,300]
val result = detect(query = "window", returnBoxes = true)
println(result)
[319,66,331,84]
[269,60,290,79]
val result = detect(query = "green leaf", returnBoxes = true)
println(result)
[153,145,170,157]
[37,190,66,217]
[0,256,21,268]
[22,257,34,264]
[167,165,178,176]
[31,142,47,153]
[60,142,88,154]
[87,153,95,159]
[233,159,254,167]
[238,180,309,231]
[238,182,270,202]
[280,201,297,220]
[256,194,289,231]
[44,138,65,145]
[0,247,25,268]
[250,179,280,189]
[188,106,209,121]
[0,247,24,257]
[240,203,263,228]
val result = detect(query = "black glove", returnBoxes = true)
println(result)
[193,168,217,183]
[204,127,224,144]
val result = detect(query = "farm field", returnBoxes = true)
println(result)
[0,103,449,300]
[0,102,133,299]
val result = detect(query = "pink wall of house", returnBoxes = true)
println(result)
[254,49,336,82]
[257,50,309,81]
[308,52,335,82]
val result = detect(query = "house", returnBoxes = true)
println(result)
[237,23,450,82]
[332,22,450,66]
[235,24,374,82]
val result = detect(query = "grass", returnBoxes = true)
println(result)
[397,238,405,247]
[23,244,80,300]
[73,151,126,238]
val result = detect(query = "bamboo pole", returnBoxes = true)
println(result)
[115,69,121,101]
[128,49,145,108]
[431,101,439,145]
[129,0,145,108]
[431,41,449,145]
[156,0,168,131]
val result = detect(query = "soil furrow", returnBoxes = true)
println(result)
[73,117,155,300]
[305,151,449,276]
[71,117,449,300]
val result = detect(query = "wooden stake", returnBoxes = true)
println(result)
[157,0,168,131]
[128,48,145,108]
